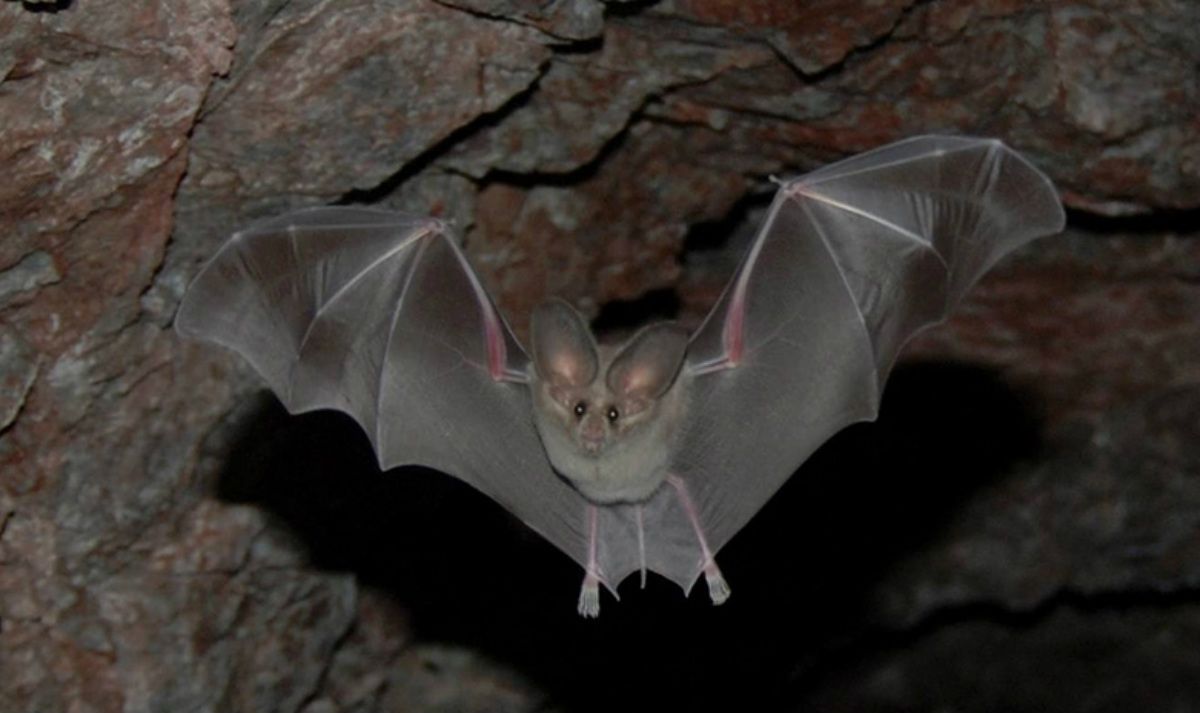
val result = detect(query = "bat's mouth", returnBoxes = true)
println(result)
[580,438,605,456]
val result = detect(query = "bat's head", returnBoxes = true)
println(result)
[529,299,688,504]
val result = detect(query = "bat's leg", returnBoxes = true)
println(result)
[577,504,601,618]
[666,474,731,605]
[636,504,647,589]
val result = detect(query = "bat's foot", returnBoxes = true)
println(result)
[668,473,730,606]
[577,573,601,618]
[704,561,731,606]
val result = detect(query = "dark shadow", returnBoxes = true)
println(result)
[1065,206,1200,236]
[591,287,681,333]
[12,0,71,12]
[682,189,774,254]
[601,0,660,19]
[212,357,1042,712]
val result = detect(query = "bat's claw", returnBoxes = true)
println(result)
[704,561,731,606]
[577,573,601,618]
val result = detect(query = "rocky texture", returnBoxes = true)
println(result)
[436,0,606,41]
[190,0,551,201]
[799,602,1200,712]
[2,0,1199,711]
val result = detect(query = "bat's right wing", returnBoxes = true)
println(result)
[176,207,591,575]
[640,136,1065,594]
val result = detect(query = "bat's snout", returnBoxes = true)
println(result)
[578,418,608,455]
[580,432,606,455]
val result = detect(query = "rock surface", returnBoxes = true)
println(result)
[1,0,1198,711]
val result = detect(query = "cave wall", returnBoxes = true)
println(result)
[1,0,1198,711]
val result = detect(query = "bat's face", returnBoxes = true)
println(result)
[529,300,688,504]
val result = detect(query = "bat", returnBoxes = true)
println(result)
[175,135,1065,617]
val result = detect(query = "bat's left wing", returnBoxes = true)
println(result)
[625,136,1065,596]
[175,207,595,589]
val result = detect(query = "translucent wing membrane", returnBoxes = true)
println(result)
[176,207,590,580]
[667,136,1065,591]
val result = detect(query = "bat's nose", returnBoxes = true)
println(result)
[580,418,606,453]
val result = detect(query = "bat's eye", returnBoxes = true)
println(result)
[573,401,587,418]
[606,407,619,422]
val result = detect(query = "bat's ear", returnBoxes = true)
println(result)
[607,323,688,401]
[531,299,599,388]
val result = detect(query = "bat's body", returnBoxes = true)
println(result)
[176,136,1065,617]
[529,355,686,505]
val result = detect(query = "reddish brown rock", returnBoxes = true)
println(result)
[186,0,551,201]
[653,0,918,75]
[467,119,752,334]
[436,0,606,40]
[868,231,1200,619]
[443,22,772,176]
